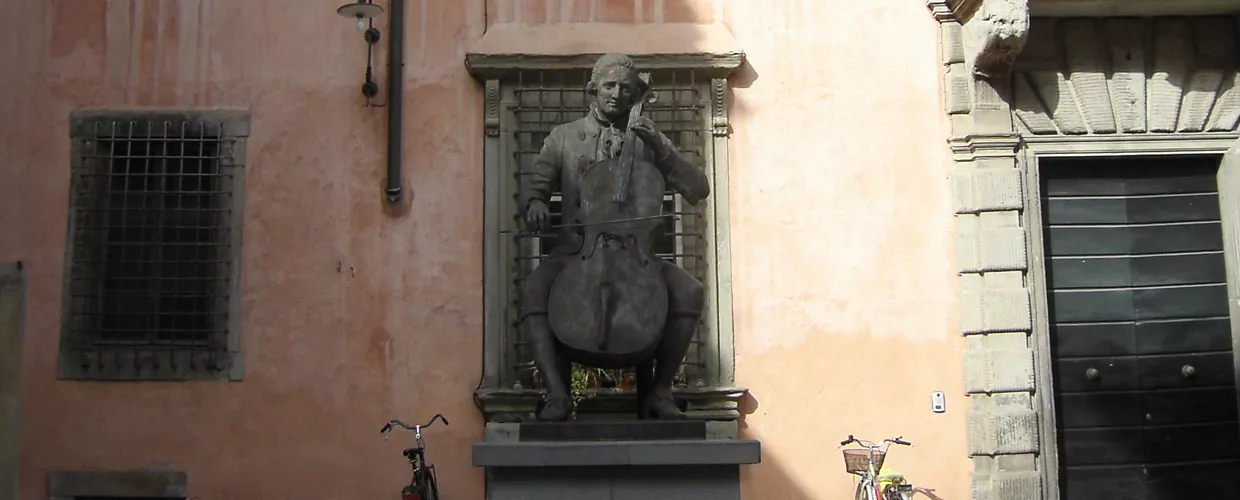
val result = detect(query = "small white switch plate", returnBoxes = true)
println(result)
[931,392,946,413]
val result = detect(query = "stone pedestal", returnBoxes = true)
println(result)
[473,420,761,500]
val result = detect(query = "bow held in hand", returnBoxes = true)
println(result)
[525,199,550,232]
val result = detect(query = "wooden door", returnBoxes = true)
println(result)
[1040,156,1240,499]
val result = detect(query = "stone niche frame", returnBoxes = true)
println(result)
[928,1,1240,499]
[465,52,746,423]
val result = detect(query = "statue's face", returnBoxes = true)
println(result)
[593,66,638,119]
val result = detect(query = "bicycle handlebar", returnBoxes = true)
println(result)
[380,414,450,434]
[839,434,913,448]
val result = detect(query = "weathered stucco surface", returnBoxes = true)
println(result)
[719,2,967,499]
[0,0,965,498]
[1,1,487,498]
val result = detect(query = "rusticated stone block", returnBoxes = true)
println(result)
[953,165,977,214]
[972,167,1023,211]
[952,164,1024,214]
[957,214,981,272]
[989,348,1036,392]
[959,274,985,333]
[972,470,1042,500]
[964,347,1035,394]
[977,211,1026,271]
[943,22,965,64]
[947,71,971,114]
[981,287,1031,332]
[959,272,1031,334]
[967,393,1040,456]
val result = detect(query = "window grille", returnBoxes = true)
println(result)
[503,69,711,390]
[61,111,247,381]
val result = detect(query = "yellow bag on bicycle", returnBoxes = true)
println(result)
[876,464,904,489]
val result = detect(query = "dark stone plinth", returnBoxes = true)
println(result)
[475,421,760,500]
[519,420,706,442]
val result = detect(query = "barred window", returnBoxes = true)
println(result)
[60,110,248,381]
[505,69,712,391]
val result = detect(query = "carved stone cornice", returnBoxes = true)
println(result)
[926,0,984,22]
[927,1,956,22]
[464,52,746,82]
[949,133,1023,161]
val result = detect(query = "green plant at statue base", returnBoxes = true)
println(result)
[569,363,595,417]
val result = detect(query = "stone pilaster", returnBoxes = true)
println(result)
[927,2,1039,499]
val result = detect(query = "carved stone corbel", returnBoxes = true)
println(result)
[928,0,1030,81]
[711,78,729,137]
[968,0,1029,80]
[484,79,500,137]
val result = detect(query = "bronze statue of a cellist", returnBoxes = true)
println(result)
[518,53,710,422]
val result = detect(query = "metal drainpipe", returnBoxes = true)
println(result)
[385,0,404,204]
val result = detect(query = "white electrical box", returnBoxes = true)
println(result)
[931,392,946,413]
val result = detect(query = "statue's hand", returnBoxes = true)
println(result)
[631,116,662,151]
[526,199,550,232]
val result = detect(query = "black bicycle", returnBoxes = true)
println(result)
[380,414,448,500]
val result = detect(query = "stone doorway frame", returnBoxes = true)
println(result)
[927,1,1240,498]
[1022,134,1240,499]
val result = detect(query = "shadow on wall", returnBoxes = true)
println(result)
[736,392,955,500]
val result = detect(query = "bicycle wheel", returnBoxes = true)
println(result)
[854,480,877,500]
[424,465,439,500]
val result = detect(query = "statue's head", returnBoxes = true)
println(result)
[586,53,647,121]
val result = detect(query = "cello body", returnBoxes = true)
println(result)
[547,73,668,368]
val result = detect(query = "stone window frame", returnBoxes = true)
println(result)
[466,53,746,422]
[47,468,187,500]
[59,109,249,382]
[929,1,1240,498]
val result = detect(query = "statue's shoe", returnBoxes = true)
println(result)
[641,396,687,420]
[537,396,572,422]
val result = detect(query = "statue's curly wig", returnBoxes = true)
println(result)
[586,53,648,96]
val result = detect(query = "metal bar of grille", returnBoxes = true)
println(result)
[66,117,235,375]
[506,68,712,389]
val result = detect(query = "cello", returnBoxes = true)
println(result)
[547,72,669,368]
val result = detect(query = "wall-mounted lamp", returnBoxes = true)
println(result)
[337,0,385,105]
[336,0,407,205]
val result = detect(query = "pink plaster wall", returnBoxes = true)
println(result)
[720,3,969,499]
[2,0,487,498]
[0,0,965,499]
